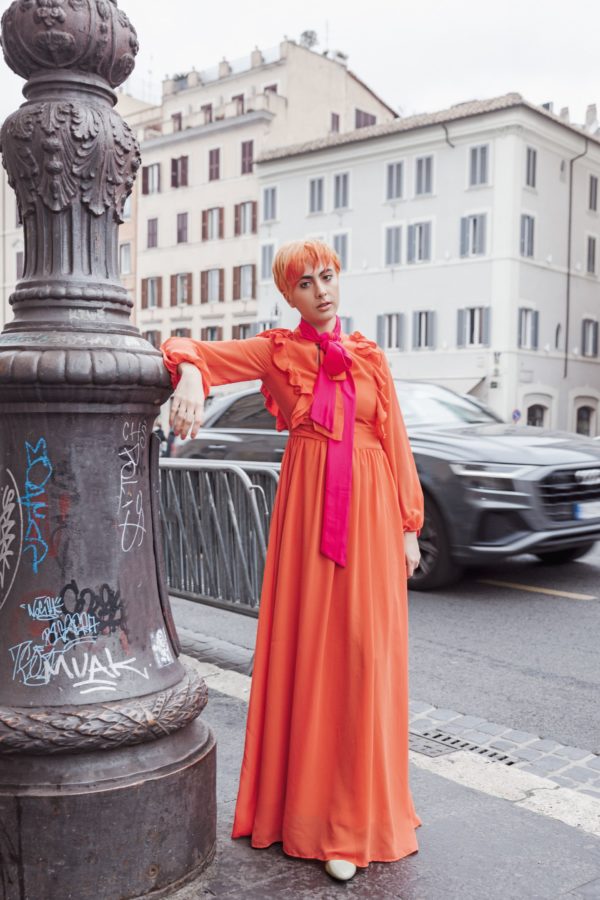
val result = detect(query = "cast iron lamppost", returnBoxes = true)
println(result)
[0,2,216,898]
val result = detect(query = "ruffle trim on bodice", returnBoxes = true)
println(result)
[258,328,389,439]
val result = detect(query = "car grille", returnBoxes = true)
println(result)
[539,468,600,521]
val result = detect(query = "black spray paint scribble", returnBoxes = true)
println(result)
[59,580,126,636]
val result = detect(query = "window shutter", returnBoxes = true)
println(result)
[457,309,466,347]
[407,225,416,263]
[202,210,208,241]
[186,273,193,305]
[412,311,419,349]
[233,266,241,300]
[234,204,241,236]
[201,328,208,341]
[170,274,177,307]
[219,269,225,303]
[594,321,599,357]
[181,156,188,187]
[142,167,149,195]
[251,264,257,299]
[424,222,432,260]
[477,215,487,255]
[141,278,148,309]
[582,319,588,355]
[428,311,437,349]
[460,217,469,257]
[157,277,163,308]
[219,207,224,239]
[482,307,491,346]
[171,158,178,188]
[532,310,539,350]
[249,322,261,336]
[520,216,526,256]
[232,325,240,340]
[517,308,524,348]
[469,148,477,186]
[396,313,405,350]
[200,271,208,304]
[376,315,386,348]
[252,201,258,234]
[217,327,224,341]
[340,316,354,333]
[157,163,161,193]
[481,146,488,183]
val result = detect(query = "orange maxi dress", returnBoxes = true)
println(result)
[162,326,425,867]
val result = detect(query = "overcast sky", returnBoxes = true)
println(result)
[0,0,598,125]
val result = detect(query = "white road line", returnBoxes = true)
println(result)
[183,655,600,839]
[477,578,597,601]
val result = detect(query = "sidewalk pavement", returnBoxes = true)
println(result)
[167,598,600,899]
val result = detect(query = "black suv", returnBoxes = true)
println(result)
[175,382,600,589]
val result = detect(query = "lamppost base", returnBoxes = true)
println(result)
[0,718,216,900]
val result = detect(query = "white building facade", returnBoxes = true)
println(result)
[125,40,396,350]
[256,94,600,435]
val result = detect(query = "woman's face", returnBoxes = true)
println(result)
[285,262,340,333]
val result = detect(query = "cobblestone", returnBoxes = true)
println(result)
[518,757,570,775]
[512,747,545,762]
[428,708,462,722]
[559,766,599,783]
[554,746,594,761]
[528,739,564,752]
[409,700,435,715]
[490,739,520,751]
[475,721,510,736]
[502,729,540,744]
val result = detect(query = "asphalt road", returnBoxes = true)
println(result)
[172,542,600,756]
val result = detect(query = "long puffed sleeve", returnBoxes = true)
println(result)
[161,336,273,396]
[379,354,424,534]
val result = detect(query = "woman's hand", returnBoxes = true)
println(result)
[169,363,205,439]
[404,531,421,579]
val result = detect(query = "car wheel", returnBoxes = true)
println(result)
[534,543,596,565]
[409,494,463,591]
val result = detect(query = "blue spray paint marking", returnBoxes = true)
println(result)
[19,438,53,573]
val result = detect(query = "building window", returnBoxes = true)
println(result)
[520,214,535,257]
[232,93,244,115]
[415,155,433,195]
[526,147,537,188]
[339,316,354,333]
[460,214,487,256]
[144,330,161,349]
[264,84,277,94]
[469,145,489,186]
[171,156,188,188]
[209,148,220,181]
[201,268,224,304]
[201,326,222,342]
[587,236,597,274]
[16,250,24,279]
[171,272,192,306]
[171,112,182,132]
[141,276,161,309]
[582,318,599,357]
[176,212,188,244]
[119,242,132,275]
[527,404,547,427]
[309,177,324,213]
[235,201,257,236]
[407,221,432,263]
[202,207,223,241]
[413,310,435,349]
[355,109,376,128]
[377,313,404,350]
[142,163,161,195]
[518,307,539,350]
[384,226,402,266]
[202,103,213,124]
[232,264,256,300]
[172,328,192,338]
[122,195,132,220]
[333,233,348,270]
[261,244,275,280]
[576,405,596,436]
[386,162,403,201]
[241,140,254,174]
[589,175,598,212]
[147,218,158,249]
[263,186,277,222]
[457,306,491,347]
[331,112,340,133]
[333,173,349,210]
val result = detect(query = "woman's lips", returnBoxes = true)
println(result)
[317,302,331,310]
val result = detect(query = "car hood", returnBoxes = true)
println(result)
[407,423,600,466]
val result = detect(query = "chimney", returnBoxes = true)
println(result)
[559,106,570,122]
[251,47,264,68]
[218,57,232,79]
[585,103,597,129]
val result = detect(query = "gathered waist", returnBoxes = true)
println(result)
[290,422,382,450]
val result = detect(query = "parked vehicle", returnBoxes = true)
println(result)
[175,382,600,589]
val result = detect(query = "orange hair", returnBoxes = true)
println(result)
[272,240,341,298]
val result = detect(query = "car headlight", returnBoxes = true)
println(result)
[449,462,536,492]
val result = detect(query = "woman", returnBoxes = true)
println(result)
[161,240,424,882]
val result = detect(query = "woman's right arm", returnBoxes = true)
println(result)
[161,335,273,439]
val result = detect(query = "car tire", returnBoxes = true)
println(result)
[409,494,463,591]
[534,543,596,565]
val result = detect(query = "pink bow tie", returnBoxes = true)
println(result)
[299,317,356,567]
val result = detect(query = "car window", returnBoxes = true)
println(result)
[213,393,276,430]
[395,382,500,426]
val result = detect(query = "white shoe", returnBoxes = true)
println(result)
[325,859,357,881]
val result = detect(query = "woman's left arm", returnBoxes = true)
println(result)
[379,353,425,577]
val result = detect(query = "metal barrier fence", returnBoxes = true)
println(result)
[159,459,281,616]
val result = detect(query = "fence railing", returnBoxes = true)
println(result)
[159,459,281,616]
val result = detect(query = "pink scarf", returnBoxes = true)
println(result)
[299,317,356,567]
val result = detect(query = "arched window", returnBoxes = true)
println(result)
[576,405,595,436]
[527,404,547,427]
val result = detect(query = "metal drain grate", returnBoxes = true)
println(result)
[410,729,518,765]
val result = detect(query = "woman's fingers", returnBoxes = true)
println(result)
[171,397,204,439]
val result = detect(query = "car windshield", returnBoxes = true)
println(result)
[395,382,500,427]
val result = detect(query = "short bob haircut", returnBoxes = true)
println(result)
[272,240,341,299]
